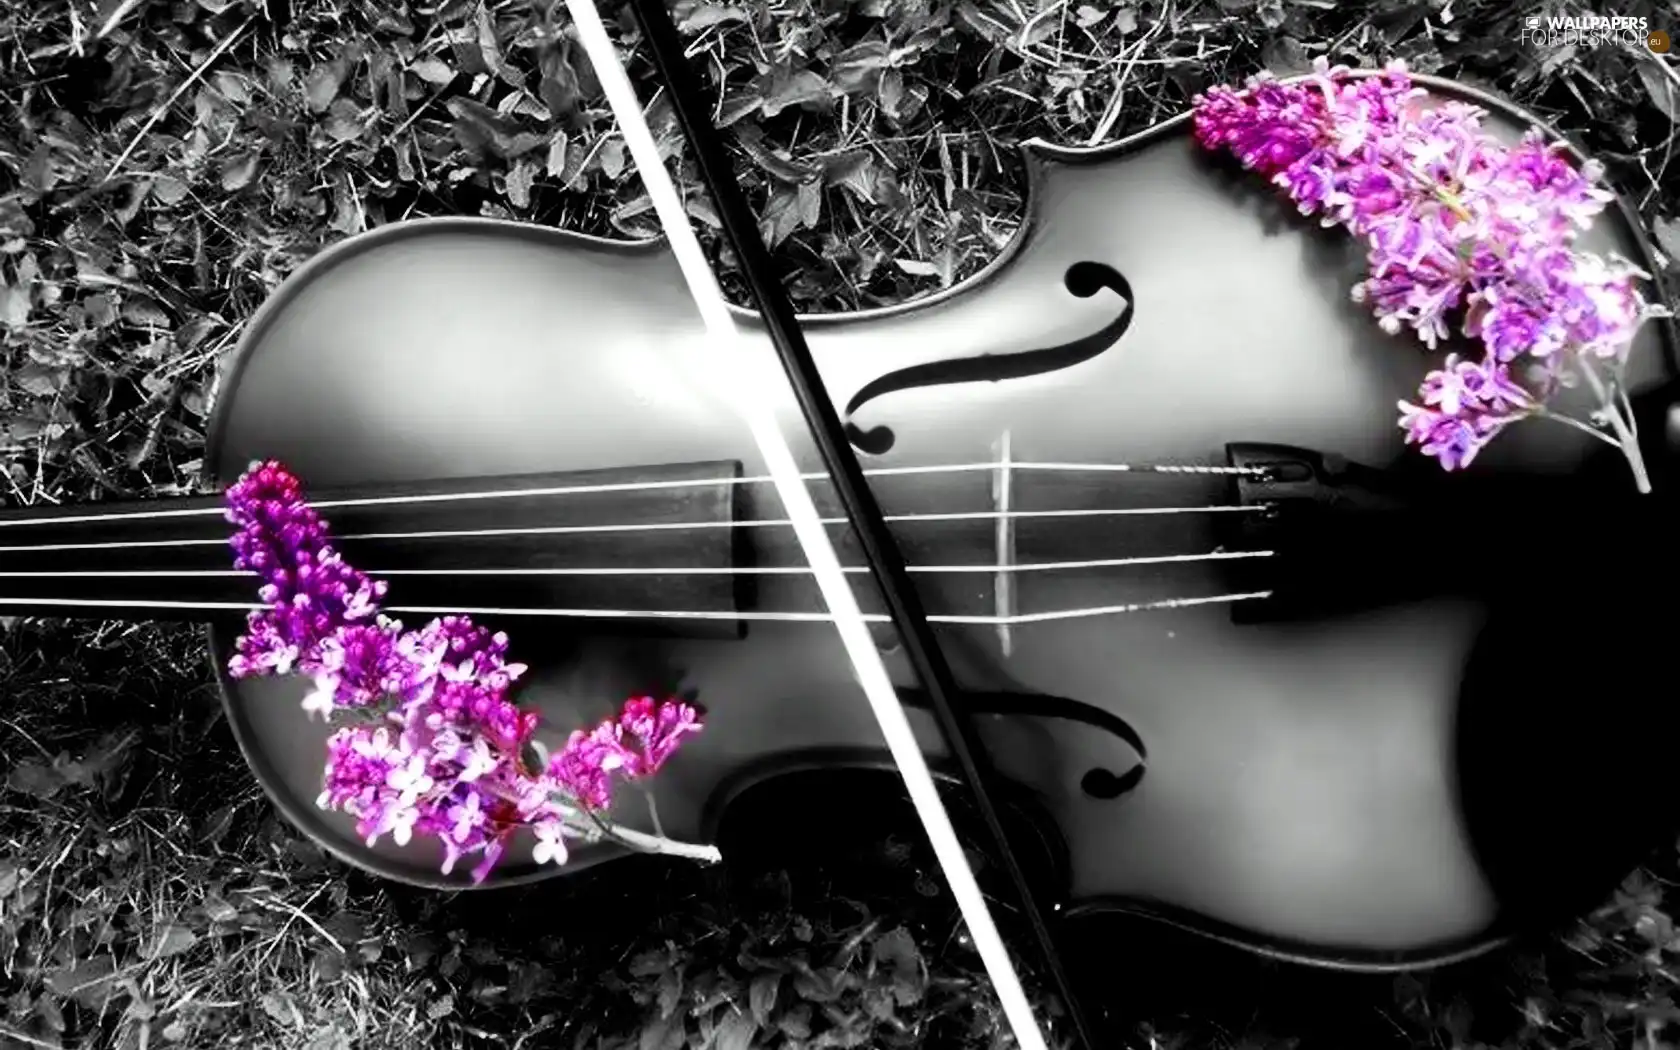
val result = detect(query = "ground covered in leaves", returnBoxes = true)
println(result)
[4,0,1680,1046]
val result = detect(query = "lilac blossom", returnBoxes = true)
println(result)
[548,696,702,810]
[225,460,706,883]
[1397,354,1535,470]
[1193,60,1664,488]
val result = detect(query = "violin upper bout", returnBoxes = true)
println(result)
[1015,132,1156,172]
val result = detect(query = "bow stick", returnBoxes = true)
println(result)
[561,2,1098,1048]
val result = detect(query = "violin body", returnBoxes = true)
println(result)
[14,73,1677,973]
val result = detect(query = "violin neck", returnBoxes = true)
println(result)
[0,461,752,633]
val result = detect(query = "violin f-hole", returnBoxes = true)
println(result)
[843,262,1135,455]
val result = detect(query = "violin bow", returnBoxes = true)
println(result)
[560,2,1098,1048]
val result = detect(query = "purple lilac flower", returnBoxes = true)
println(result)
[1396,354,1535,470]
[1191,61,1662,474]
[300,618,406,719]
[546,696,701,810]
[618,696,704,774]
[226,460,704,883]
[1497,129,1614,238]
[548,721,627,810]
[225,463,388,679]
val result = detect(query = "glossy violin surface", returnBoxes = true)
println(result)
[6,71,1678,974]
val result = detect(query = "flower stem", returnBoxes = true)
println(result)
[1577,359,1651,494]
[604,822,720,863]
[575,806,720,864]
[643,787,666,838]
[1618,383,1641,443]
[1433,186,1473,222]
[1534,409,1623,448]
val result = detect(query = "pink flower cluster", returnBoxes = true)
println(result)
[224,460,702,883]
[1193,59,1662,471]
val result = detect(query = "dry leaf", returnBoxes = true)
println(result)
[637,1011,684,1050]
[714,1011,757,1050]
[760,69,832,117]
[219,152,261,191]
[748,972,779,1025]
[144,924,199,961]
[679,4,748,30]
[304,61,347,113]
[1651,214,1680,271]
[600,138,627,181]
[43,957,120,1008]
[410,57,456,85]
[0,283,31,329]
[1639,62,1680,124]
[504,161,537,208]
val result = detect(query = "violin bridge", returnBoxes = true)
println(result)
[991,430,1017,657]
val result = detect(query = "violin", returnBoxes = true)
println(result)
[5,63,1679,987]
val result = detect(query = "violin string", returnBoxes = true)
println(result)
[0,550,1274,578]
[0,468,1276,619]
[0,460,1268,529]
[0,590,1274,622]
[0,504,1270,554]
